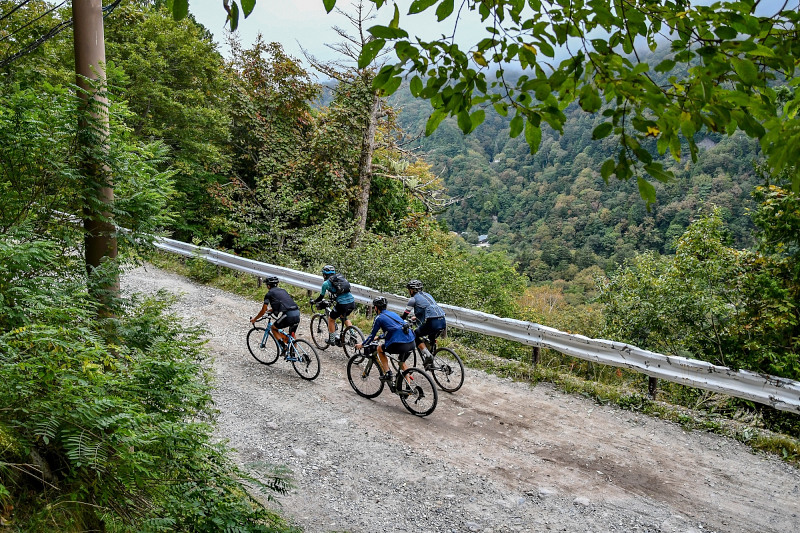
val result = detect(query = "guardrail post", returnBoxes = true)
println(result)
[531,346,540,367]
[257,276,261,288]
[648,377,658,399]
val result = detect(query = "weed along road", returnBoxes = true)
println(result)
[123,265,800,533]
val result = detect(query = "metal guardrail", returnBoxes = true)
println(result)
[153,236,800,414]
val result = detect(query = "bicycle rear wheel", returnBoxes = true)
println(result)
[246,327,280,365]
[399,368,438,417]
[429,347,465,393]
[347,354,384,398]
[341,325,365,359]
[310,314,329,350]
[291,339,321,380]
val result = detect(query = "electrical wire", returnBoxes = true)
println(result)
[0,0,123,70]
[0,0,68,44]
[0,0,34,23]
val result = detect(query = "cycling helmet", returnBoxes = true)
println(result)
[322,265,336,279]
[372,297,388,310]
[265,275,279,286]
[406,279,424,291]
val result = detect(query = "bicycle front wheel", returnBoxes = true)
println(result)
[246,327,280,365]
[429,347,465,393]
[399,368,438,417]
[347,354,384,398]
[310,314,329,350]
[291,339,321,380]
[341,325,365,359]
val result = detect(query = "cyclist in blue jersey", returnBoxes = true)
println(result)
[401,280,446,365]
[357,297,416,382]
[310,265,355,345]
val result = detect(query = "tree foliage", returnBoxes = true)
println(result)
[350,0,800,197]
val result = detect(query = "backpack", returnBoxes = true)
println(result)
[328,273,351,294]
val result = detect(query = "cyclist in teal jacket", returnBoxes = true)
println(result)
[310,265,355,345]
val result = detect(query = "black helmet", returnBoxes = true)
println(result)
[406,279,423,291]
[265,275,279,286]
[322,265,336,279]
[372,297,388,310]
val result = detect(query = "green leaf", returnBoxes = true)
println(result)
[592,122,613,140]
[409,0,439,14]
[425,109,448,136]
[637,176,657,204]
[470,109,486,131]
[524,120,542,154]
[436,0,455,21]
[228,2,240,31]
[373,65,395,88]
[323,0,337,13]
[410,76,423,97]
[457,110,472,133]
[390,4,400,28]
[643,163,673,183]
[714,26,737,40]
[731,57,759,85]
[509,114,523,138]
[493,101,509,117]
[358,39,386,69]
[241,0,256,17]
[382,76,402,95]
[579,85,602,112]
[368,25,409,39]
[172,0,188,20]
[601,158,615,181]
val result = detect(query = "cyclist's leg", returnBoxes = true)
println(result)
[271,323,287,344]
[376,344,390,374]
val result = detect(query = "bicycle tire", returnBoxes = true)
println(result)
[310,313,330,350]
[429,347,465,393]
[341,325,365,359]
[347,353,384,398]
[291,339,321,380]
[399,368,438,417]
[246,327,280,365]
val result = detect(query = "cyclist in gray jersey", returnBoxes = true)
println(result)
[401,280,446,362]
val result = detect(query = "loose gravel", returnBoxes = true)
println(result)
[122,265,800,533]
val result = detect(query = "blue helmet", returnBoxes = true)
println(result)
[322,265,336,279]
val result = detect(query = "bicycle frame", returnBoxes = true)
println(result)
[255,316,300,361]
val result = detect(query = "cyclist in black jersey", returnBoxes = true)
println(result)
[251,276,301,347]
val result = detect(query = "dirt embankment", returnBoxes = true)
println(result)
[123,265,800,533]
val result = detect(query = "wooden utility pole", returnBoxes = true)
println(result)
[73,0,118,315]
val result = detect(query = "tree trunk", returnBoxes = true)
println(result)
[74,0,117,317]
[350,91,380,248]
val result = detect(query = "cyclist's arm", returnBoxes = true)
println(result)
[312,280,331,303]
[251,303,269,324]
[362,315,384,345]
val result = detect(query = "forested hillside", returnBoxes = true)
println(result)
[389,61,762,286]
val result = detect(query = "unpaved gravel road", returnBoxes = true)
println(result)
[123,265,800,533]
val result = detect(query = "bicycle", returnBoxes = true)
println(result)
[346,340,438,417]
[308,298,364,358]
[247,315,321,380]
[410,325,465,393]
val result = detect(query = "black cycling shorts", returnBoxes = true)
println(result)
[330,301,355,320]
[414,316,446,342]
[384,341,415,362]
[275,310,300,334]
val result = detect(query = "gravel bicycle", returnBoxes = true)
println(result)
[346,340,438,417]
[247,315,321,380]
[410,327,465,393]
[308,297,364,358]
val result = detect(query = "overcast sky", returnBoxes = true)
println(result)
[190,0,795,67]
[191,0,487,64]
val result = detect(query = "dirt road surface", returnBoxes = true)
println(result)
[123,265,800,533]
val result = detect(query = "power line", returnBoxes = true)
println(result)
[0,0,123,70]
[0,0,34,23]
[0,0,69,44]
